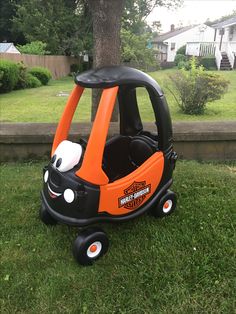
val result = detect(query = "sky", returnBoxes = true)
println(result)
[147,0,236,32]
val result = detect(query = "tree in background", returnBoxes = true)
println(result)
[6,0,182,63]
[152,20,162,36]
[17,41,49,55]
[0,0,25,44]
[123,0,181,34]
[87,0,125,121]
[121,0,158,68]
[88,0,182,120]
[12,0,92,56]
[121,29,156,67]
[205,10,236,26]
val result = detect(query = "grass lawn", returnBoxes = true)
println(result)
[0,69,235,123]
[1,160,235,313]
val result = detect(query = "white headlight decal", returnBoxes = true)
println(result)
[53,140,83,172]
[64,189,75,203]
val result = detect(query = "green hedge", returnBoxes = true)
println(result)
[177,60,190,70]
[25,73,42,88]
[199,57,216,70]
[174,54,187,66]
[15,62,27,89]
[176,45,186,56]
[0,60,19,93]
[176,45,186,55]
[28,67,52,85]
[70,63,82,74]
[0,60,51,93]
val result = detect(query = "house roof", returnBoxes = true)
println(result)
[0,42,14,53]
[152,25,197,43]
[212,16,236,29]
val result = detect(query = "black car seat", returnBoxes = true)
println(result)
[129,135,158,167]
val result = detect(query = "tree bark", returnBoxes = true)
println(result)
[88,0,124,121]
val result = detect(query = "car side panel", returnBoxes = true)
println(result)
[99,152,164,215]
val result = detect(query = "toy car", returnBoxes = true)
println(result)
[40,66,178,265]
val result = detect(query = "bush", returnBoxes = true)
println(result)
[14,62,42,89]
[199,57,216,70]
[24,73,42,88]
[121,29,156,68]
[0,60,44,92]
[160,62,175,69]
[0,60,19,93]
[29,67,52,85]
[70,63,83,74]
[15,62,28,89]
[0,70,4,88]
[175,54,187,66]
[176,45,186,55]
[177,60,186,69]
[177,60,191,70]
[169,57,229,115]
[17,41,49,55]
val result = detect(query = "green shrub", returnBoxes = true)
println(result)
[70,63,83,74]
[177,60,185,69]
[199,57,216,70]
[0,70,3,88]
[160,62,175,69]
[169,57,229,115]
[175,54,187,65]
[121,28,156,67]
[15,62,28,89]
[29,67,52,85]
[176,45,186,55]
[17,41,49,55]
[177,60,191,70]
[25,73,42,88]
[15,62,42,89]
[0,60,19,93]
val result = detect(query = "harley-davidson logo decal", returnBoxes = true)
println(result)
[118,181,151,210]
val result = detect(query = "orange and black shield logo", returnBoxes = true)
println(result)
[118,181,151,210]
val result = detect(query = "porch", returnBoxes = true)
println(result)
[186,41,236,70]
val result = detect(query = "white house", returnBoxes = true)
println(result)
[0,42,21,54]
[152,24,215,63]
[186,16,236,70]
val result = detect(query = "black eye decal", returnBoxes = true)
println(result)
[51,154,57,163]
[56,158,62,168]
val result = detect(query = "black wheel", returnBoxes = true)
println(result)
[39,204,57,225]
[73,227,109,266]
[151,190,177,218]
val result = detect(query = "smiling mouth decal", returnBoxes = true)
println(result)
[47,184,62,198]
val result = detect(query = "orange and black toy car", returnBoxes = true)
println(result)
[40,66,178,265]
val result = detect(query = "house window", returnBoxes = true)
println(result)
[171,42,176,50]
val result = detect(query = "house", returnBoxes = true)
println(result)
[152,24,215,63]
[0,43,21,54]
[186,16,236,70]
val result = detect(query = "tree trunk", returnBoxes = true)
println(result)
[88,0,124,121]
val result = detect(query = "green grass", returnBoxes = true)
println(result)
[0,77,91,123]
[0,69,235,122]
[1,160,235,313]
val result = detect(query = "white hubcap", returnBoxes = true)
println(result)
[87,241,102,258]
[163,199,173,213]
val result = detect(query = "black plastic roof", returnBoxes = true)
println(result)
[75,66,163,96]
